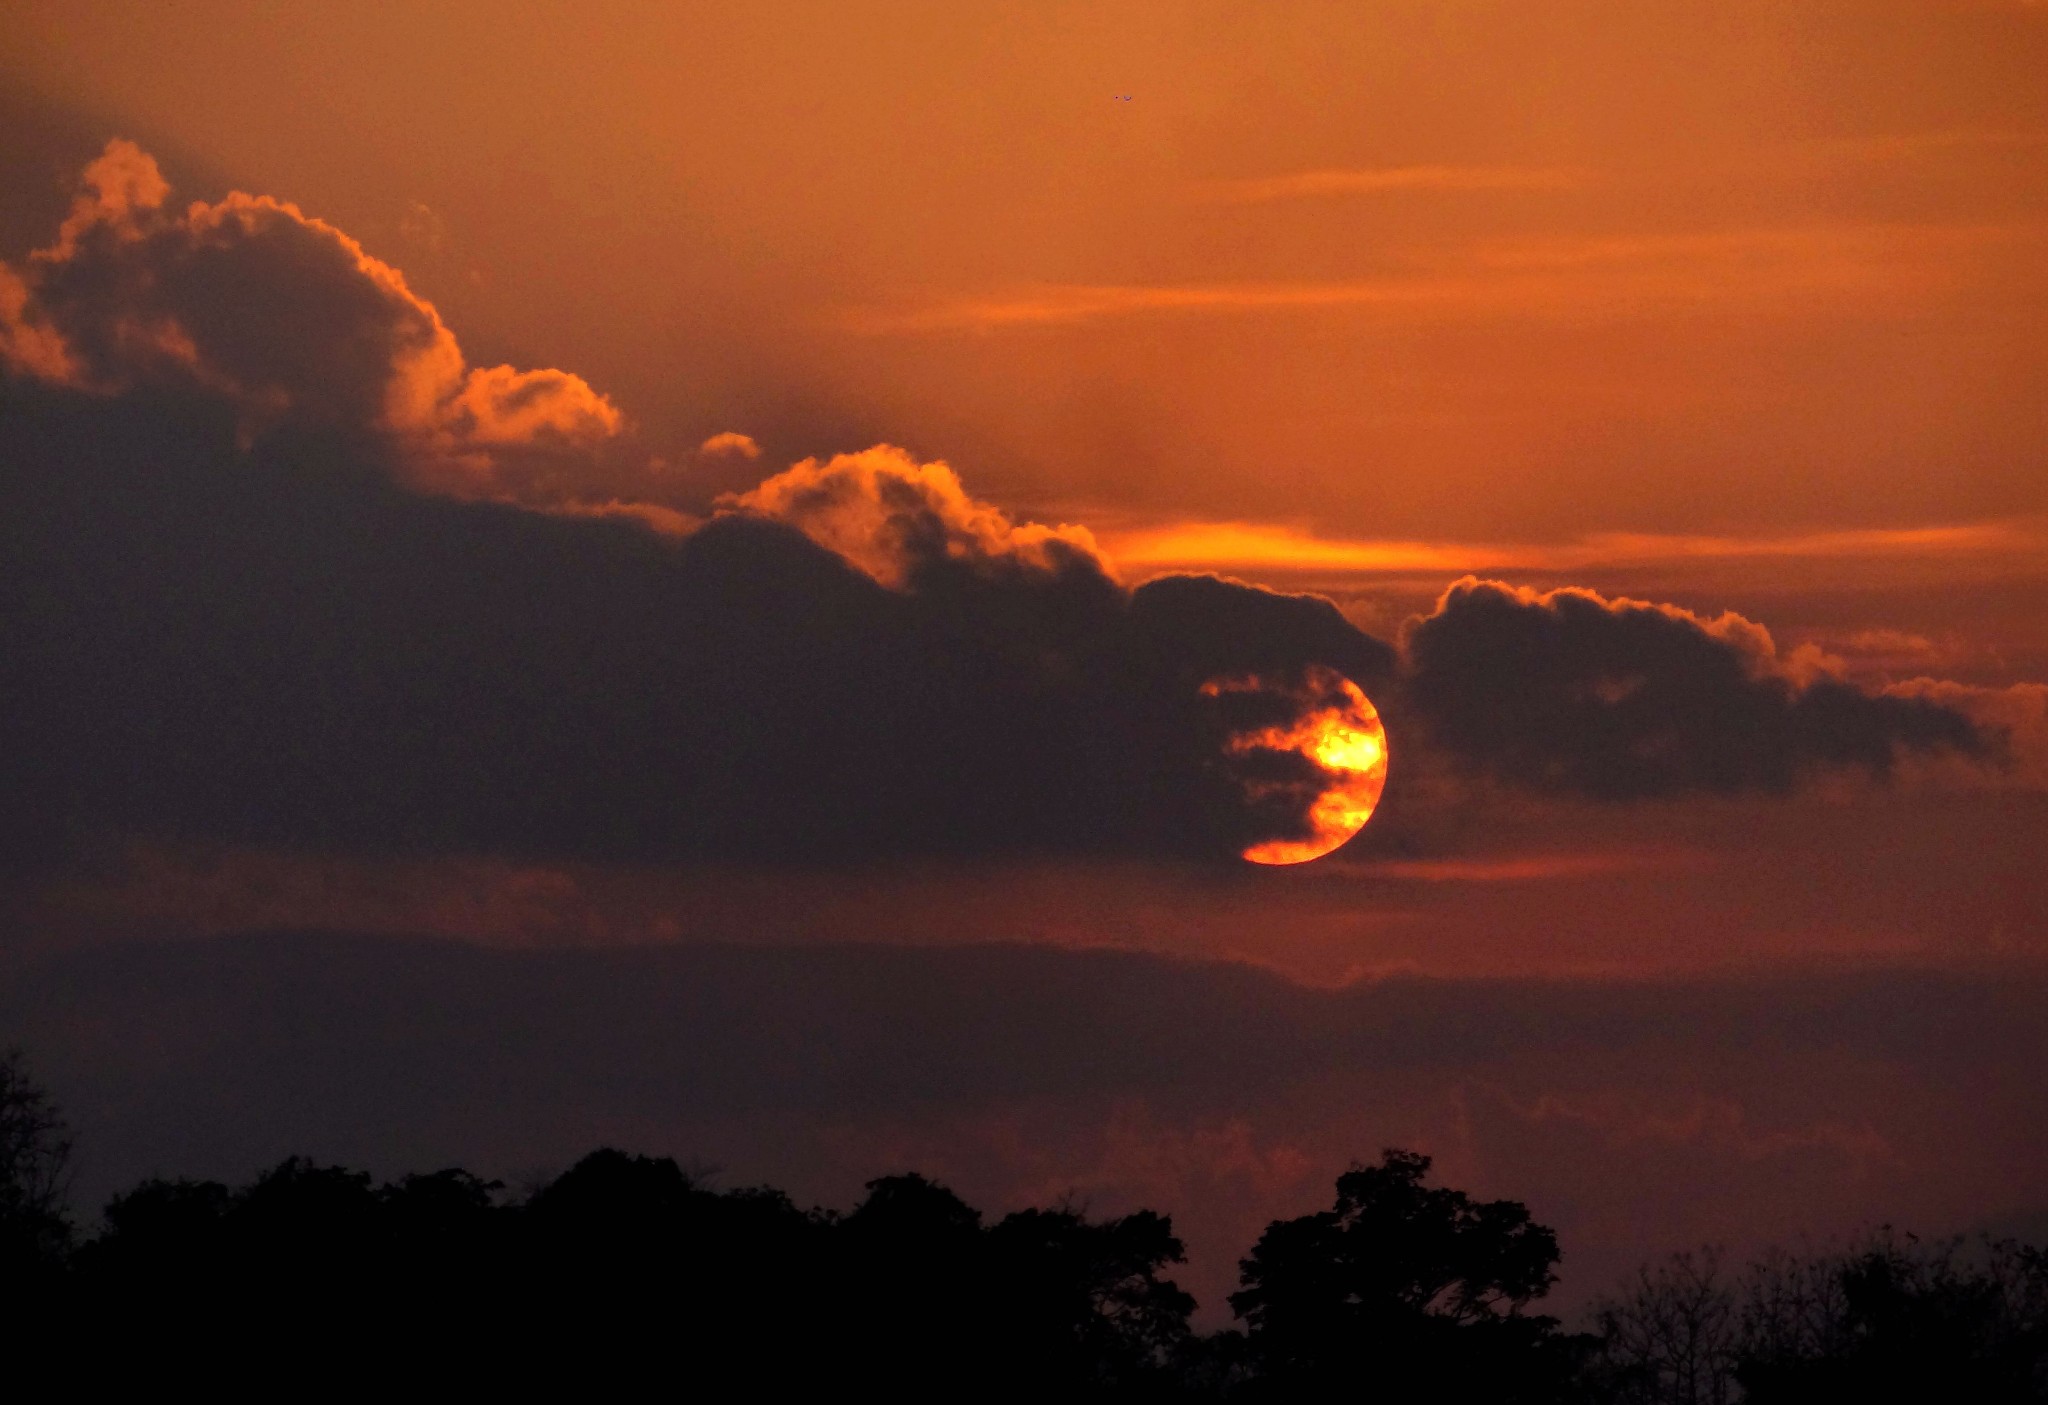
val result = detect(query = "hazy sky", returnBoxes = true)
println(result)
[10,1,2047,535]
[3,0,2045,1320]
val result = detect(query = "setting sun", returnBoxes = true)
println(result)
[1206,672,1390,865]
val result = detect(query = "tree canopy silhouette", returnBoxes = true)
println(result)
[1591,1231,2048,1404]
[53,1148,1199,1398]
[1230,1148,1592,1402]
[6,1110,2045,1401]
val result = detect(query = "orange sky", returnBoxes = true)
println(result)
[6,0,2045,549]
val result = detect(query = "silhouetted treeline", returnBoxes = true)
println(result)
[1589,1235,2048,1403]
[4,1049,2046,1399]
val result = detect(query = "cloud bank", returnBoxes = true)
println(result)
[0,388,1395,867]
[1402,578,1989,798]
[0,140,621,506]
[0,142,2003,883]
[721,446,1107,592]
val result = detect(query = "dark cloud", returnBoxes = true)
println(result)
[0,142,2003,884]
[0,143,1417,871]
[0,374,1398,868]
[0,141,621,504]
[0,932,1960,1151]
[1399,577,1990,798]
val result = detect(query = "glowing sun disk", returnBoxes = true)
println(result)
[1224,676,1390,866]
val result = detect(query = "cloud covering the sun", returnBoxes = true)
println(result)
[0,140,2008,885]
[0,385,1385,870]
[0,140,621,505]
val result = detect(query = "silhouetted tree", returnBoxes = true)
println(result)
[1733,1233,2048,1403]
[511,1148,830,1391]
[986,1204,1196,1390]
[833,1172,994,1392]
[825,1173,1200,1400]
[1231,1148,1591,1402]
[45,1126,2048,1400]
[1587,1232,2048,1404]
[1586,1247,1740,1404]
[84,1175,232,1280]
[0,1048,73,1286]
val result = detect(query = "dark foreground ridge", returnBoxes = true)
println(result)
[4,1046,2045,1402]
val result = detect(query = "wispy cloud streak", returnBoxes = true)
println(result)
[1195,164,1588,204]
[846,222,2043,333]
[1100,519,2048,579]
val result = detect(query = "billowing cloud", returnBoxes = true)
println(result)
[0,376,1395,869]
[1883,679,2048,791]
[0,262,75,382]
[698,431,761,459]
[0,147,1408,874]
[1400,578,1989,797]
[0,140,620,502]
[721,446,1108,591]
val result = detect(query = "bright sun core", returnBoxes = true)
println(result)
[1226,676,1390,866]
